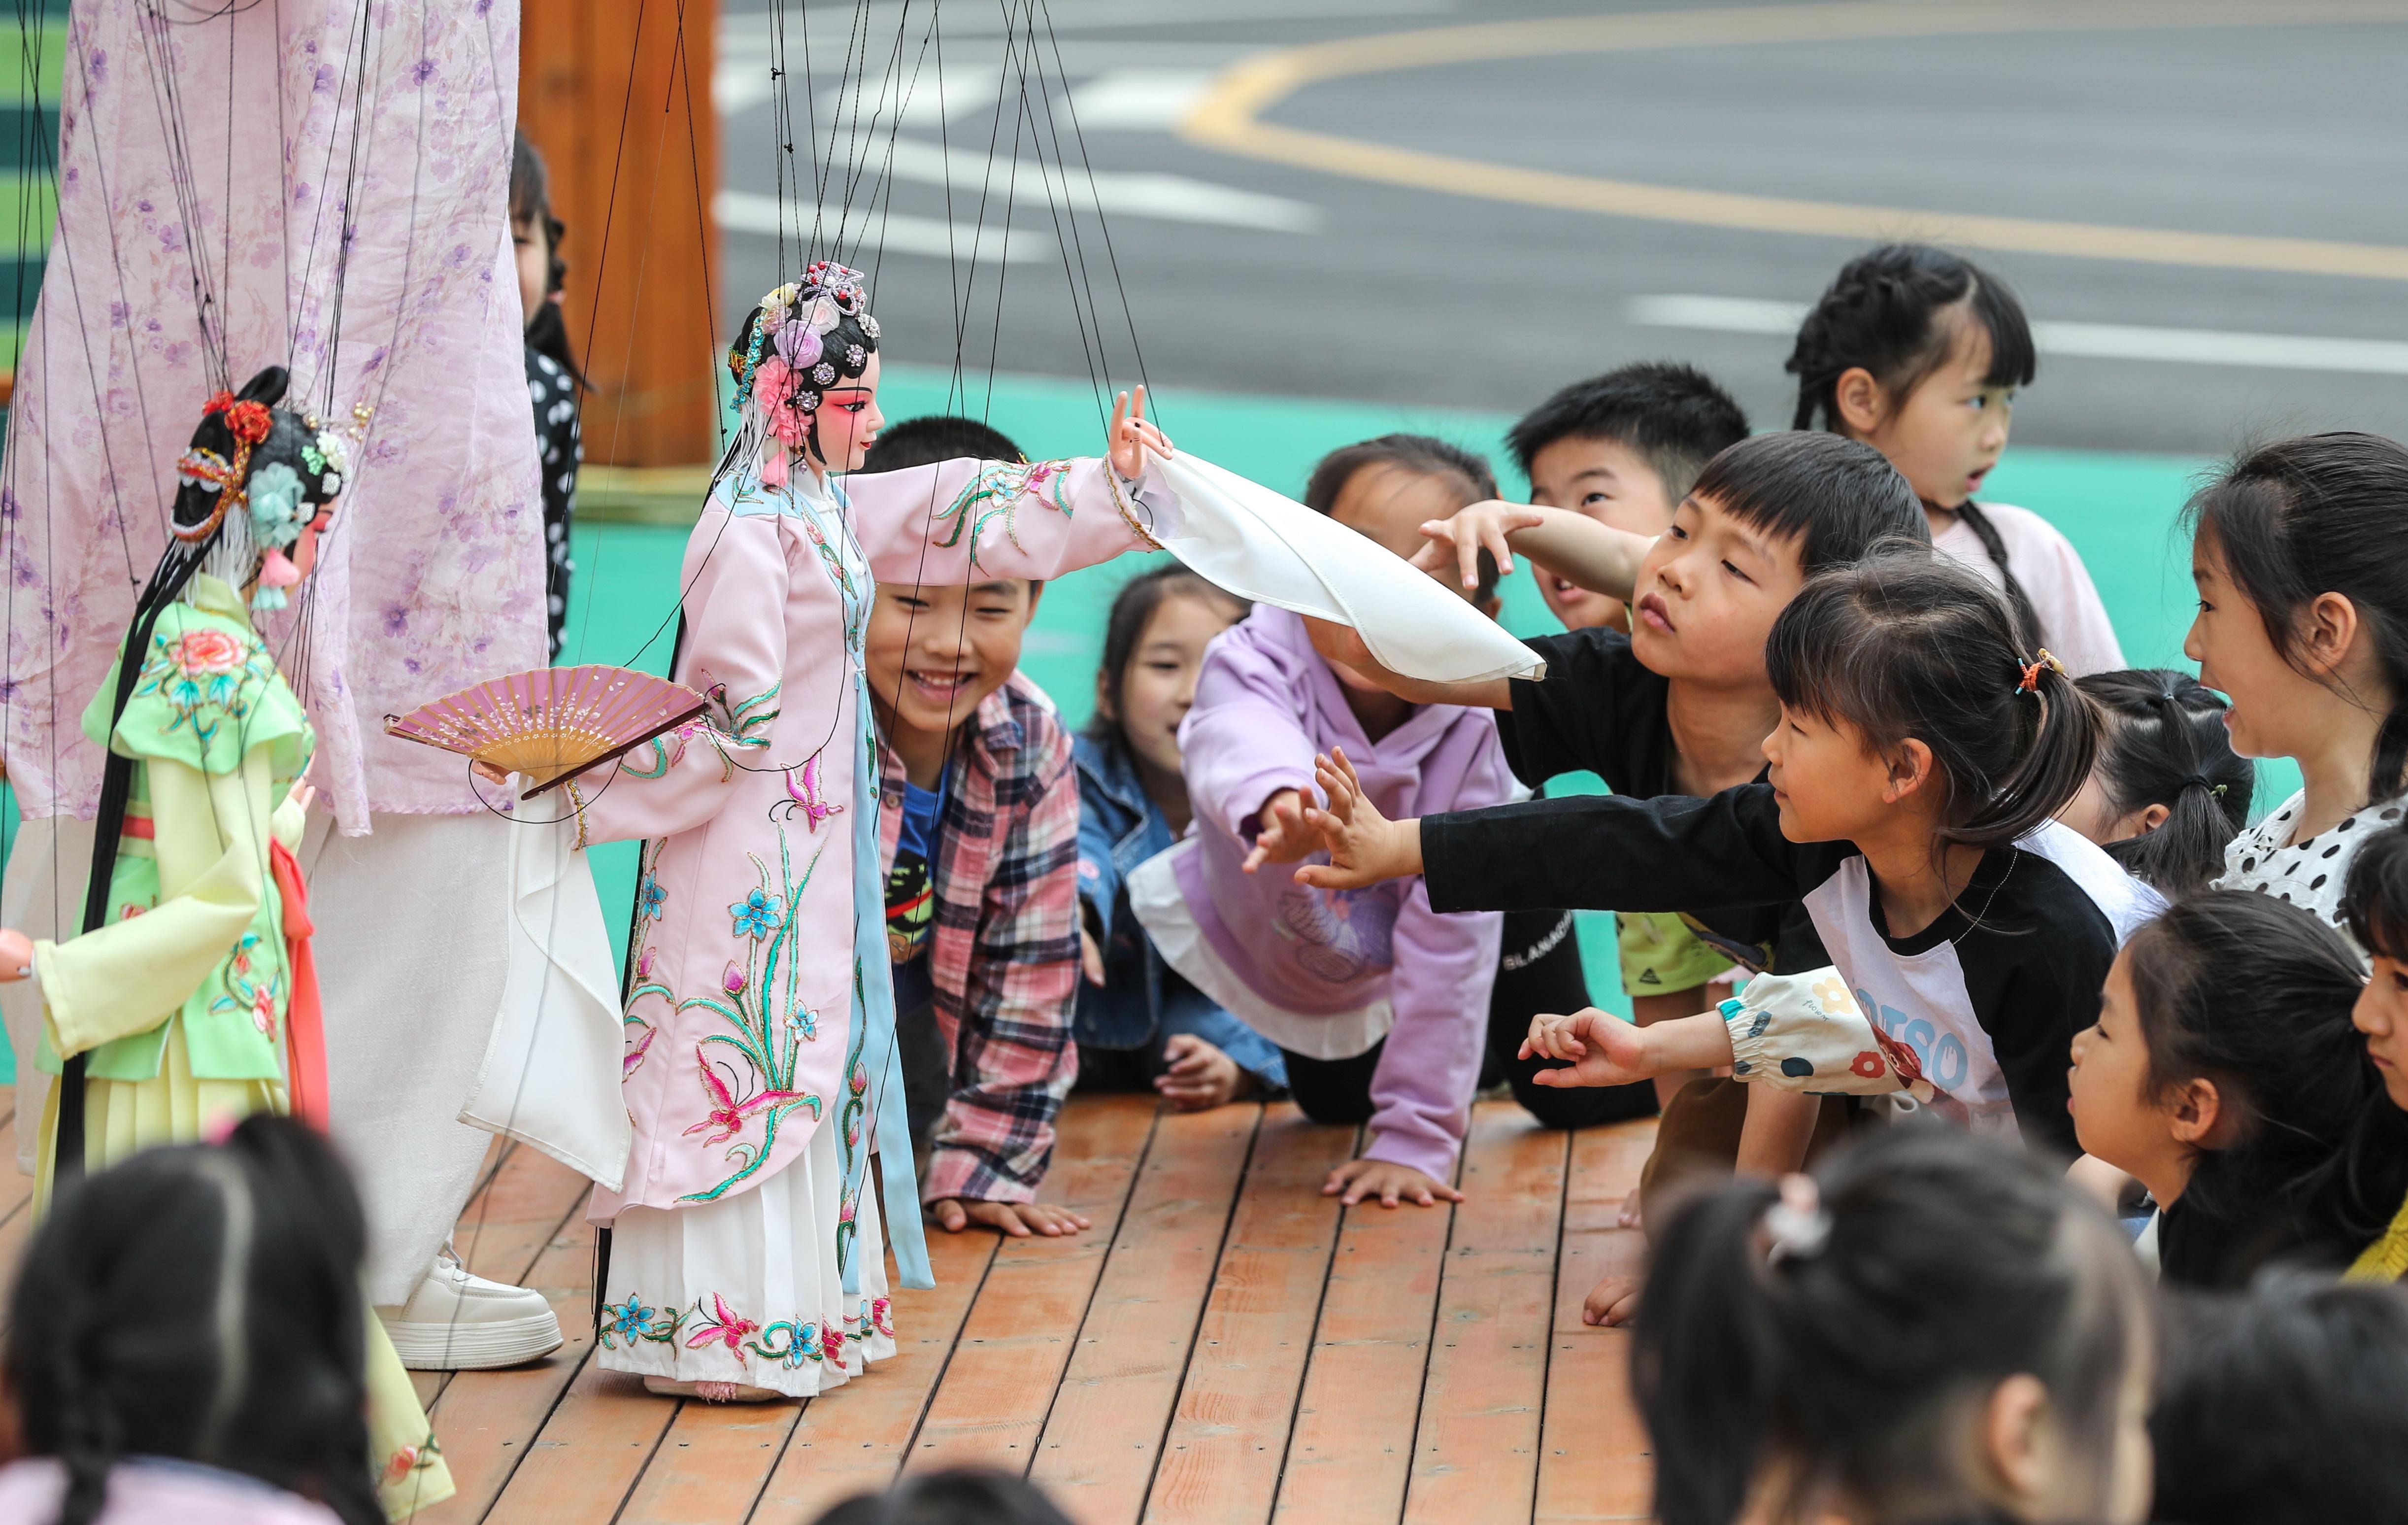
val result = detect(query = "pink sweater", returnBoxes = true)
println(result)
[1173,606,1509,1179]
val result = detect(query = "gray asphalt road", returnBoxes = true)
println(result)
[711,0,2408,455]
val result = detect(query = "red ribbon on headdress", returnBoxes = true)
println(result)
[268,839,329,1130]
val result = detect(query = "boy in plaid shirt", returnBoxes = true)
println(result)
[865,416,1093,1239]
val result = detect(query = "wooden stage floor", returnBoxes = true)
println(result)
[0,1095,1663,1524]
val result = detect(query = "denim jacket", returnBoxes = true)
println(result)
[1072,733,1179,1049]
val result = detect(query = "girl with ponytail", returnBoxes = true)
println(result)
[1635,1128,2154,1525]
[1786,243,2124,678]
[2059,670,2252,895]
[1294,551,2160,1319]
[0,371,450,1515]
[0,1116,387,1525]
[2188,432,2408,941]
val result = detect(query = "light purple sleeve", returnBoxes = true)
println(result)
[1360,873,1502,1181]
[846,457,1173,586]
[1178,627,1320,843]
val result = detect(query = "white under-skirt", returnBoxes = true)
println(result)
[597,1112,896,1397]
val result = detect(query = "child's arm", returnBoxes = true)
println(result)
[1179,635,1323,868]
[1296,749,1808,919]
[1519,968,1920,1099]
[1299,616,1513,712]
[1414,500,1652,603]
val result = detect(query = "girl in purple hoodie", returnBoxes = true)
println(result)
[1129,437,1513,1209]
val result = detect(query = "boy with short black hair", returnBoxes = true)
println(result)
[860,416,1090,1240]
[1505,362,1749,635]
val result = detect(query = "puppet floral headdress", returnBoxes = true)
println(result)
[171,366,359,610]
[725,262,879,489]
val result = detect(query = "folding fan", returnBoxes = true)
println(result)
[385,665,709,800]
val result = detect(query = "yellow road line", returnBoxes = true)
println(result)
[1179,0,2408,281]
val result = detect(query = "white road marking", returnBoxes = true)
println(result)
[835,134,1319,234]
[714,189,1057,265]
[1629,295,2408,376]
[1061,69,1218,131]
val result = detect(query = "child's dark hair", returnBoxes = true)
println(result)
[1786,244,2040,647]
[6,1115,385,1525]
[810,1467,1075,1525]
[1084,563,1247,746]
[1767,550,2097,852]
[1635,1128,2146,1525]
[1505,362,1749,501]
[1687,432,1929,577]
[2075,669,2253,894]
[1304,434,1502,601]
[2186,431,2408,806]
[2346,819,2408,959]
[2121,892,2408,1278]
[2152,1276,2408,1525]
[510,129,578,383]
[860,415,1025,474]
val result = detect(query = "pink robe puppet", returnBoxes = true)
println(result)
[566,265,1176,1398]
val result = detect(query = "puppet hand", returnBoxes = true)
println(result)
[1293,747,1421,890]
[1107,385,1174,479]
[0,929,30,982]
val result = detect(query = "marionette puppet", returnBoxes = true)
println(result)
[0,368,454,1517]
[475,264,1180,1403]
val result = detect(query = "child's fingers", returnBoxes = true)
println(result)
[1329,745,1366,797]
[1457,531,1483,592]
[1481,519,1514,579]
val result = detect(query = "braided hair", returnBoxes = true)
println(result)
[7,1116,385,1525]
[2074,669,2253,894]
[1785,244,2042,652]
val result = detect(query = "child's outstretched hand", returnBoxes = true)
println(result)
[1106,385,1174,480]
[1325,1156,1465,1210]
[1520,1007,1658,1088]
[1293,747,1423,890]
[1241,788,1319,874]
[1411,500,1546,593]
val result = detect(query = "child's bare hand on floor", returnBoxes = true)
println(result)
[929,1198,1093,1237]
[1324,1156,1464,1209]
[1584,1273,1644,1327]
[1155,1033,1246,1110]
[1292,747,1422,890]
[1241,788,1318,874]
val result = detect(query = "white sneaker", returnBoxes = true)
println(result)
[375,1246,564,1370]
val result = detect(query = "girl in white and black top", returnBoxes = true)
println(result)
[1299,551,2160,1156]
[2188,433,2408,951]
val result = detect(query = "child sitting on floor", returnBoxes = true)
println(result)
[1635,1129,2154,1525]
[2187,434,2408,938]
[1128,434,1512,1210]
[1788,242,2123,676]
[2059,670,2252,895]
[861,415,1093,1241]
[1331,431,1924,1183]
[1072,564,1286,1109]
[0,1116,393,1525]
[2065,892,2408,1287]
[1308,552,2159,1319]
[2338,823,2408,1281]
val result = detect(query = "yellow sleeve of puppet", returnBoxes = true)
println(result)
[35,749,274,1058]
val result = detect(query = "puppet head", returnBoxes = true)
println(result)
[725,263,880,487]
[171,366,354,611]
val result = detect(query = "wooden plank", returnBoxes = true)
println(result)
[1274,1129,1456,1525]
[1402,1105,1568,1525]
[904,1094,1161,1476]
[1143,1106,1355,1525]
[1535,1121,1657,1525]
[477,1346,672,1525]
[619,1396,799,1525]
[417,1211,605,1525]
[1032,1104,1261,1525]
[748,1226,1002,1523]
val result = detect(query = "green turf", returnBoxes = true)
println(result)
[558,363,2258,1017]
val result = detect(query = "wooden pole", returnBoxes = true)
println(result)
[520,0,719,468]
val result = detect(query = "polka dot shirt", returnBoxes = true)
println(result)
[527,344,581,659]
[2213,787,2408,948]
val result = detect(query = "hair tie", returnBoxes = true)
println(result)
[1762,1174,1832,1267]
[2015,649,2067,695]
[2179,776,2229,798]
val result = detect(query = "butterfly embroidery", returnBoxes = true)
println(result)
[680,1044,820,1150]
[783,749,843,833]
